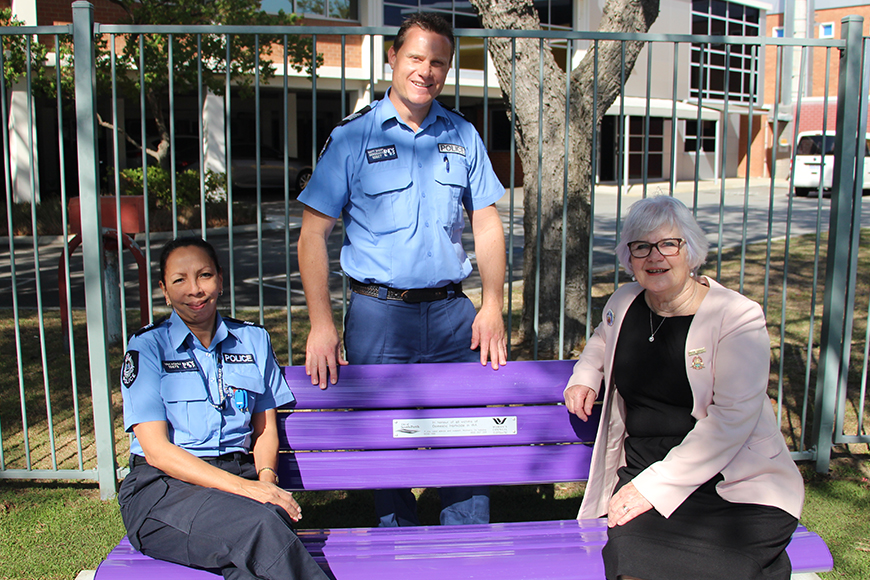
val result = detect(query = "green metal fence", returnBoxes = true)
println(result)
[1,2,868,498]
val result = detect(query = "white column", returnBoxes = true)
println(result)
[10,0,37,25]
[203,91,227,174]
[9,84,39,203]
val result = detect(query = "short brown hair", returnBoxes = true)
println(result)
[393,13,455,60]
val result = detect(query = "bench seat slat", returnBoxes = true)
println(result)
[279,405,599,450]
[96,521,832,580]
[279,443,594,490]
[281,360,577,409]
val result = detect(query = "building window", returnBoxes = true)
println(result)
[818,22,835,39]
[772,26,784,38]
[383,0,571,31]
[685,119,717,153]
[262,0,358,21]
[690,0,760,104]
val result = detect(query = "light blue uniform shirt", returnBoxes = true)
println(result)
[298,93,505,289]
[120,311,295,457]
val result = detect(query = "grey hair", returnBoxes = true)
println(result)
[615,196,709,277]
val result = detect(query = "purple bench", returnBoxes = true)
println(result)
[94,360,833,579]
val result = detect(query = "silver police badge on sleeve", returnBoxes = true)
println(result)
[122,351,139,388]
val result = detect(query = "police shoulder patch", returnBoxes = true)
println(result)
[122,350,139,388]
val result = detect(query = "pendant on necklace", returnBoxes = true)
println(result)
[649,310,666,342]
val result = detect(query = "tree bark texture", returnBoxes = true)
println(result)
[469,0,659,357]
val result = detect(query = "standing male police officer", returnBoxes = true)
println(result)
[297,12,507,527]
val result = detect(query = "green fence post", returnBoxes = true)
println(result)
[73,1,118,498]
[813,15,864,473]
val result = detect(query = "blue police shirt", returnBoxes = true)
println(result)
[298,92,505,289]
[120,311,295,457]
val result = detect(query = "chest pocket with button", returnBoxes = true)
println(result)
[433,156,468,230]
[160,375,218,447]
[359,165,414,235]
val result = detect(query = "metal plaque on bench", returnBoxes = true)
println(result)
[393,416,518,438]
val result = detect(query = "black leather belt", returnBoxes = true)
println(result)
[130,452,251,469]
[350,279,463,303]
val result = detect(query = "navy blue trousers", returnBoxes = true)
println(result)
[344,291,490,527]
[118,455,329,580]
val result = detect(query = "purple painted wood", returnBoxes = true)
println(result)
[95,521,832,580]
[279,405,599,450]
[278,443,594,490]
[95,361,833,580]
[280,360,577,409]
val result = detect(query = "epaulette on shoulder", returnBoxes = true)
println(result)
[223,316,265,329]
[438,101,465,118]
[338,105,372,127]
[133,316,169,337]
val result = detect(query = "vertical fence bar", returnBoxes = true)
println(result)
[613,42,626,290]
[139,33,154,322]
[801,47,834,455]
[739,44,760,294]
[284,35,293,363]
[225,34,236,318]
[255,35,265,325]
[110,35,130,346]
[25,33,59,470]
[56,33,85,469]
[168,34,178,237]
[72,0,118,498]
[668,42,679,196]
[814,15,864,472]
[558,39,571,359]
[506,39,516,360]
[0,36,30,470]
[197,34,206,238]
[532,37,545,360]
[586,40,599,342]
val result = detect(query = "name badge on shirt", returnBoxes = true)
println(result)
[223,352,255,364]
[366,146,398,163]
[162,359,197,373]
[438,143,466,156]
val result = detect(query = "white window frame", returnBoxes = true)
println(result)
[818,22,835,39]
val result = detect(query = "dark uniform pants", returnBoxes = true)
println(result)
[118,455,329,580]
[344,291,490,527]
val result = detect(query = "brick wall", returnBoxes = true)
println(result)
[37,0,129,25]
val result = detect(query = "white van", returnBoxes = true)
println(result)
[791,131,870,196]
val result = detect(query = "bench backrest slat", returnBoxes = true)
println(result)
[279,443,593,490]
[280,360,577,409]
[279,405,598,451]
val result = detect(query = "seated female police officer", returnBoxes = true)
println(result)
[118,237,328,580]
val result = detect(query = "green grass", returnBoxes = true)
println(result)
[1,230,869,579]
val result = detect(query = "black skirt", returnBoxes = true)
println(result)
[604,473,798,580]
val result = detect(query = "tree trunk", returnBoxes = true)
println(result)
[469,0,659,358]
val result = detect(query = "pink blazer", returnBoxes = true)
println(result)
[567,278,804,520]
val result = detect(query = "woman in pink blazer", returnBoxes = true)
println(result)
[565,196,804,580]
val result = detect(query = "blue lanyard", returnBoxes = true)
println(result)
[188,340,229,411]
